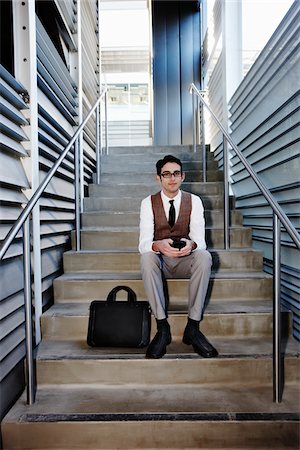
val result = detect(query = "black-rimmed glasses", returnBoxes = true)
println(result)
[160,171,182,179]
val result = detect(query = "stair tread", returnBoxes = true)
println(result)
[92,181,222,187]
[4,385,300,421]
[55,271,272,281]
[43,299,274,317]
[64,248,260,255]
[36,337,300,360]
[79,225,245,231]
[87,193,224,198]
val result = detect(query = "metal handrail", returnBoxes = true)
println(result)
[190,82,300,403]
[0,88,108,260]
[190,83,300,249]
[0,87,109,404]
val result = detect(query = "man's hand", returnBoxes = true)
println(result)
[152,238,195,257]
[176,238,195,256]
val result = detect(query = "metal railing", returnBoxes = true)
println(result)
[0,87,109,404]
[190,82,300,403]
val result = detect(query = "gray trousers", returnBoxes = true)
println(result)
[140,250,212,321]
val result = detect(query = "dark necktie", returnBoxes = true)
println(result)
[168,200,175,227]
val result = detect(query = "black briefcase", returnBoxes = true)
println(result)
[87,286,151,348]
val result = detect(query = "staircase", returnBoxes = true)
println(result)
[2,145,299,449]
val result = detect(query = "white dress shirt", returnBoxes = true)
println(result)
[138,190,207,254]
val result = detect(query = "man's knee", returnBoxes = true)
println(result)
[141,252,160,272]
[193,250,212,270]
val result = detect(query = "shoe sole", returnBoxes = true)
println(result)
[182,337,218,358]
[146,336,172,359]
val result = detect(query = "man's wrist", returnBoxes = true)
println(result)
[152,241,160,252]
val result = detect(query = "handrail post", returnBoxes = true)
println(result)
[200,101,206,182]
[22,217,36,405]
[105,90,109,155]
[96,104,101,185]
[74,139,81,251]
[273,213,282,403]
[192,92,197,153]
[223,136,230,250]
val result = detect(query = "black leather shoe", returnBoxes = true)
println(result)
[183,319,218,358]
[146,319,171,359]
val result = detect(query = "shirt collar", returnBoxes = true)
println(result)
[161,190,181,204]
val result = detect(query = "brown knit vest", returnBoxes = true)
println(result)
[151,191,192,241]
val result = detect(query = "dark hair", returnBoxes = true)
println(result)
[156,155,182,176]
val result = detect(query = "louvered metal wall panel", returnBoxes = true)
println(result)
[207,53,224,167]
[82,0,99,106]
[0,65,29,384]
[36,13,77,307]
[81,0,99,182]
[229,2,300,339]
[54,0,76,34]
[37,17,78,125]
[212,0,222,42]
[1,0,101,420]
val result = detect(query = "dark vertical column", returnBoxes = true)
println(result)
[193,7,201,89]
[166,5,181,144]
[179,2,194,144]
[152,1,200,145]
[152,2,168,144]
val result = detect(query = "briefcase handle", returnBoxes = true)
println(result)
[106,285,137,303]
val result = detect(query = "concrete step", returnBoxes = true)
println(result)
[63,249,263,273]
[98,144,209,155]
[35,340,299,384]
[100,159,219,174]
[81,210,243,228]
[72,227,252,250]
[100,149,215,162]
[83,194,231,213]
[40,301,287,342]
[89,181,224,197]
[3,383,299,449]
[53,272,272,303]
[97,170,224,184]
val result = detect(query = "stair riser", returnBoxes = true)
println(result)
[3,420,299,449]
[89,182,224,197]
[100,145,206,155]
[63,251,263,273]
[101,160,218,173]
[81,211,243,228]
[36,358,298,386]
[83,196,229,212]
[101,150,214,162]
[72,228,252,249]
[99,171,224,183]
[41,313,274,341]
[53,278,272,302]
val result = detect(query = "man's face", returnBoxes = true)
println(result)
[156,162,185,197]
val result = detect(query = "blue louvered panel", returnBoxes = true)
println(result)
[229,2,300,339]
[0,64,29,383]
[81,0,99,179]
[35,15,78,321]
[207,54,224,167]
[54,0,76,35]
[36,17,77,125]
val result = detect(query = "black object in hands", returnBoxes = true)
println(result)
[171,239,186,249]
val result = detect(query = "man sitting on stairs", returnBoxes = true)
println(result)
[139,154,218,359]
